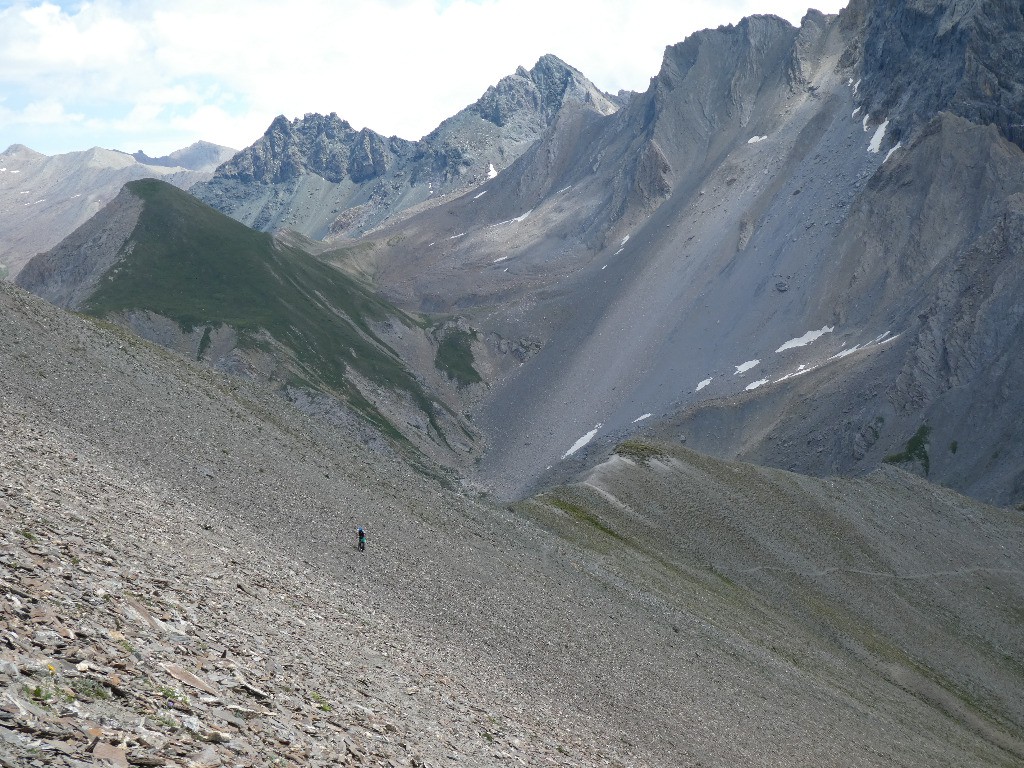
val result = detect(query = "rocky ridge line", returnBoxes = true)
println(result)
[192,55,622,240]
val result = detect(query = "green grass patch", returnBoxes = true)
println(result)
[159,685,187,703]
[71,676,111,701]
[541,493,625,543]
[24,684,54,703]
[434,328,481,387]
[614,440,665,464]
[884,424,932,475]
[309,691,333,712]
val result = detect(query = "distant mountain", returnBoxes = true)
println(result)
[191,55,623,240]
[130,140,236,172]
[0,142,236,279]
[329,1,1024,507]
[16,178,481,467]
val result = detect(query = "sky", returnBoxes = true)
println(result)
[0,0,848,157]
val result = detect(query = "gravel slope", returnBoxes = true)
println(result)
[3,280,1022,766]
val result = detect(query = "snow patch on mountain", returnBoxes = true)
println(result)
[775,325,834,353]
[868,120,890,153]
[774,364,815,383]
[563,424,602,459]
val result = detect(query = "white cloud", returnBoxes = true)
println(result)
[16,98,86,125]
[0,0,849,155]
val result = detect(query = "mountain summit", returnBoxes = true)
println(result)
[191,55,623,240]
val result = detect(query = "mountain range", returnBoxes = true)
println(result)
[6,1,1024,762]
[0,140,235,280]
[15,2,1024,509]
[305,1,1024,506]
[190,55,624,241]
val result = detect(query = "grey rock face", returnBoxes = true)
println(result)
[14,186,143,310]
[217,113,414,186]
[474,54,617,128]
[854,0,1024,148]
[191,55,621,240]
[344,4,1024,508]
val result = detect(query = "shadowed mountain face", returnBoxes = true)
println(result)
[851,0,1024,148]
[191,55,622,240]
[325,2,1024,506]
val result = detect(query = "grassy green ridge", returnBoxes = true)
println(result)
[84,179,441,444]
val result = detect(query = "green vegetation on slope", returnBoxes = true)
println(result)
[84,179,439,442]
[434,328,481,387]
[614,440,667,464]
[884,424,932,475]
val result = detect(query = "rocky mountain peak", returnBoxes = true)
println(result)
[654,14,801,103]
[193,56,622,239]
[1,143,44,159]
[212,112,413,186]
[630,12,801,153]
[473,53,618,128]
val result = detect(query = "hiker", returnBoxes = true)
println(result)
[357,527,366,552]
